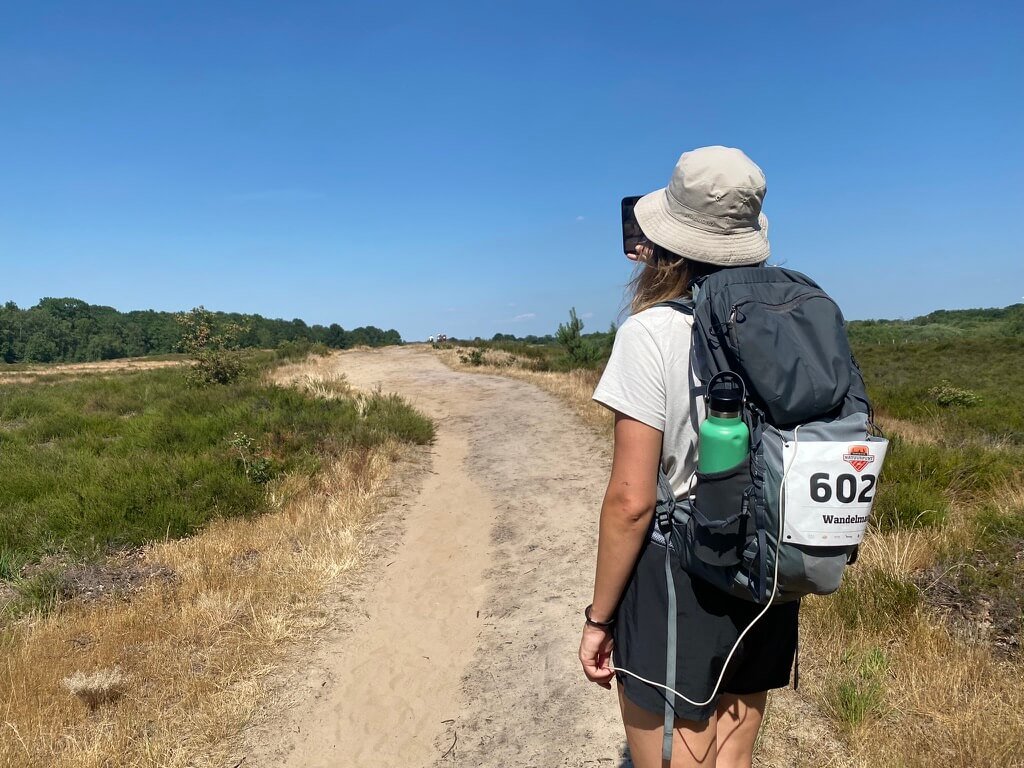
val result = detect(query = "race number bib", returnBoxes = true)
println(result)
[782,438,889,546]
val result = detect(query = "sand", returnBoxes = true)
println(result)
[236,346,628,766]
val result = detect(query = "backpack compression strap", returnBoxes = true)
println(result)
[654,296,691,761]
[662,526,677,761]
[653,468,678,761]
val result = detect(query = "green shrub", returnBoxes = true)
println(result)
[973,502,1024,543]
[459,349,485,366]
[273,339,332,363]
[228,432,275,485]
[872,438,949,529]
[873,478,948,530]
[185,348,246,387]
[176,306,247,386]
[357,392,436,447]
[927,380,982,408]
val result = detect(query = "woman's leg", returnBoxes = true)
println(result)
[618,683,717,767]
[713,691,768,768]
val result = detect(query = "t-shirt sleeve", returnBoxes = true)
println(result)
[592,317,666,431]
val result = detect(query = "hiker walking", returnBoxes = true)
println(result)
[580,147,797,767]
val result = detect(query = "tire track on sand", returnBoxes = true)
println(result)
[240,347,626,766]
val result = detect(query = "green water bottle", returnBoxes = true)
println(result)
[698,390,749,473]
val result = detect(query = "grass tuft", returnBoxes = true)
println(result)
[14,568,66,614]
[825,647,890,729]
[62,667,126,710]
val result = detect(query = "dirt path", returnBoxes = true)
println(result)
[239,347,627,766]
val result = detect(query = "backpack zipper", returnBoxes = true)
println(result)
[734,290,833,315]
[727,304,741,348]
[726,291,835,348]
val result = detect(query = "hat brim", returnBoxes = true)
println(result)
[633,188,770,266]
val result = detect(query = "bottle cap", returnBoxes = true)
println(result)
[709,391,743,414]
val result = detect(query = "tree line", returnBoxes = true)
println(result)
[0,297,403,364]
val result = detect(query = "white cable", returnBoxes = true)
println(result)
[613,425,802,708]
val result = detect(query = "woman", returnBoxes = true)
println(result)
[579,146,799,768]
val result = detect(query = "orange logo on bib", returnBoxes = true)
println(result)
[843,445,874,473]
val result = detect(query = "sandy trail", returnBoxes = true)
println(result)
[240,346,627,766]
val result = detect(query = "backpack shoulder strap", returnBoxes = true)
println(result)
[652,296,707,397]
[655,297,694,315]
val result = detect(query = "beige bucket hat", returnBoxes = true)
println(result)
[634,145,770,266]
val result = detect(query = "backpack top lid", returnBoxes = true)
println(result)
[692,266,854,425]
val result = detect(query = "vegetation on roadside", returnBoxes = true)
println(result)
[1,350,428,768]
[855,336,1024,443]
[824,646,890,729]
[0,351,433,620]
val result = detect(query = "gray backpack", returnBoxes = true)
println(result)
[654,265,888,604]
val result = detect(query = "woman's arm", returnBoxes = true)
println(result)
[579,412,663,688]
[592,413,663,618]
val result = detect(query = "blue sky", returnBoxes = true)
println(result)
[2,1,1022,341]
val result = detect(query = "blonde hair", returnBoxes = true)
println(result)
[628,243,714,314]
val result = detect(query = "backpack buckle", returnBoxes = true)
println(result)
[656,508,672,534]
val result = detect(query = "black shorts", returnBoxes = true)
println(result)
[612,536,799,722]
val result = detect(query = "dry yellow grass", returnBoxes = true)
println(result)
[798,600,1024,768]
[875,412,942,445]
[0,357,184,383]
[876,410,1019,454]
[434,346,1024,768]
[0,357,413,768]
[270,351,356,395]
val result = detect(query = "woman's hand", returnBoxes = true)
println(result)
[626,241,654,263]
[579,624,615,689]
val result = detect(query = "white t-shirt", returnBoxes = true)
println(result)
[592,305,705,500]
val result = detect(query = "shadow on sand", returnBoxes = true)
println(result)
[617,741,634,767]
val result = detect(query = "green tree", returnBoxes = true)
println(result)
[24,334,59,363]
[556,307,602,368]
